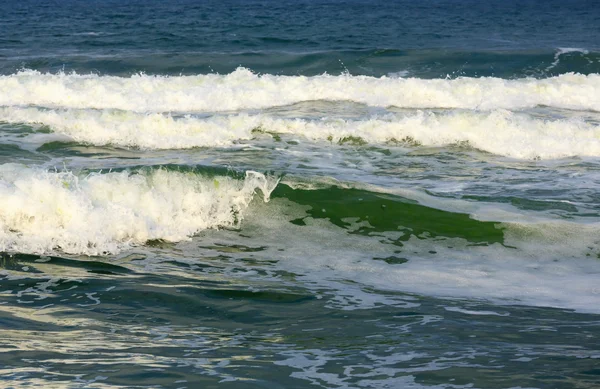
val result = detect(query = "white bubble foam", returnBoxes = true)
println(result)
[3,107,600,159]
[0,107,261,149]
[0,164,278,255]
[443,307,509,316]
[200,197,600,313]
[1,68,599,112]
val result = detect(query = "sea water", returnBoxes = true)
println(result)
[1,0,600,388]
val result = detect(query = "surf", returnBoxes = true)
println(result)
[0,164,278,255]
[3,106,600,159]
[2,68,600,112]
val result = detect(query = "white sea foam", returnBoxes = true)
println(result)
[1,68,600,112]
[204,197,600,313]
[545,47,591,72]
[3,107,600,159]
[444,307,509,316]
[0,164,278,255]
[0,107,259,149]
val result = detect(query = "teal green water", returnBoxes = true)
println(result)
[2,1,600,388]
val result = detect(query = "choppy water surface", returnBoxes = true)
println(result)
[1,1,600,388]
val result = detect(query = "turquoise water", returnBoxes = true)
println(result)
[1,1,600,388]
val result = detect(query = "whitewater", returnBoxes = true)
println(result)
[2,69,600,112]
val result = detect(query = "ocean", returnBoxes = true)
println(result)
[1,0,600,388]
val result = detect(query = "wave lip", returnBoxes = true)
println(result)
[545,47,591,72]
[0,164,279,255]
[1,68,600,112]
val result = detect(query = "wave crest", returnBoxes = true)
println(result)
[4,107,600,159]
[0,165,279,255]
[2,68,599,112]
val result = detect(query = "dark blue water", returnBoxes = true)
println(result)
[1,0,600,77]
[1,1,600,388]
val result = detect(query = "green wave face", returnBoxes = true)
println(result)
[273,184,504,245]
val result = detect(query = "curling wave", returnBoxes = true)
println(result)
[0,164,278,255]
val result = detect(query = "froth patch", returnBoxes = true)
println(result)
[217,197,600,313]
[4,107,600,159]
[1,68,599,112]
[0,107,261,149]
[0,164,278,255]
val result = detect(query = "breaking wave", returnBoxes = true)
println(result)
[1,68,600,112]
[0,164,278,255]
[3,107,600,159]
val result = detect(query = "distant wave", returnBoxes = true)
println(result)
[544,47,592,73]
[2,48,599,79]
[3,107,600,159]
[1,68,600,112]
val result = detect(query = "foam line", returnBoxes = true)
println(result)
[1,68,599,112]
[3,107,600,159]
